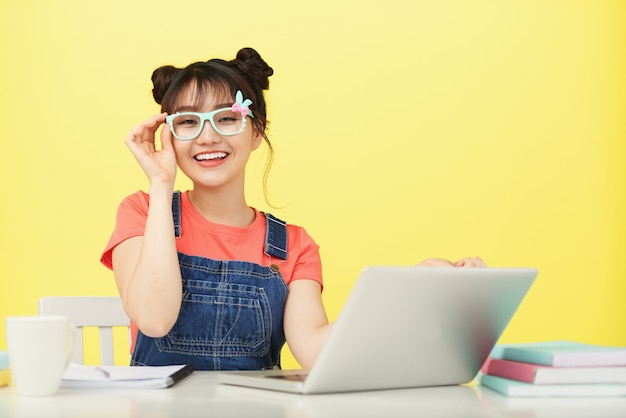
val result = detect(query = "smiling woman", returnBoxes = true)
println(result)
[99,46,487,372]
[101,48,333,371]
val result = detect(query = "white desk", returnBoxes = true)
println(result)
[1,372,625,418]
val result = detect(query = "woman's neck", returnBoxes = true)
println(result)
[187,187,255,227]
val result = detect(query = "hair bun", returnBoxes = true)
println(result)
[233,47,273,90]
[151,65,181,104]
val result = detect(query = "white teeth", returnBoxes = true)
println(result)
[195,152,227,161]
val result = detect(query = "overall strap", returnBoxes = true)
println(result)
[172,190,182,239]
[264,213,288,260]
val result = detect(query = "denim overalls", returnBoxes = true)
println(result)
[131,191,289,370]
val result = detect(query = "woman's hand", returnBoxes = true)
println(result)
[125,113,177,186]
[418,256,486,268]
[454,256,486,268]
[417,257,456,267]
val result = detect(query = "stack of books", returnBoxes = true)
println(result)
[478,341,626,397]
[0,350,9,388]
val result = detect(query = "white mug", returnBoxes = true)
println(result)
[6,316,76,396]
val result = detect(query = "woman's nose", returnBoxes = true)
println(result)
[195,120,221,144]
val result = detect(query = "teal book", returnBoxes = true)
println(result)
[488,341,626,367]
[0,350,8,387]
[478,373,626,397]
[0,351,8,370]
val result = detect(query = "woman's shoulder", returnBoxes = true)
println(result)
[120,189,150,203]
[118,190,151,212]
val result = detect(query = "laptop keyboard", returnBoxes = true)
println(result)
[266,373,308,382]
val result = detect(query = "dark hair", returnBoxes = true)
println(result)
[151,48,275,203]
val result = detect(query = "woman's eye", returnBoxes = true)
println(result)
[178,118,197,125]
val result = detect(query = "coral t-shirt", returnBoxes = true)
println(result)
[100,190,323,351]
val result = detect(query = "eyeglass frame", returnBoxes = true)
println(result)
[165,108,254,141]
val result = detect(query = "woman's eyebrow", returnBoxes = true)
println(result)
[173,105,199,113]
[214,102,233,108]
[173,102,233,113]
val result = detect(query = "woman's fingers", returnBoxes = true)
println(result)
[454,257,487,268]
[124,113,176,184]
[418,257,487,268]
[417,258,455,267]
[125,113,167,147]
[159,114,174,151]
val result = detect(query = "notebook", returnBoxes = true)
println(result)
[61,363,194,389]
[217,266,538,394]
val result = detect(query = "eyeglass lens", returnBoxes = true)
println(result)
[171,109,244,139]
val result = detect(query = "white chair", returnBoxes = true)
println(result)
[38,296,130,366]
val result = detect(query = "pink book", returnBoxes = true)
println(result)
[482,357,626,384]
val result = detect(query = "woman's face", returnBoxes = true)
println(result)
[170,85,261,190]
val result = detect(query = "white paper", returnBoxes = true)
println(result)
[61,363,191,389]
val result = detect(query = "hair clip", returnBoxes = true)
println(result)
[232,90,254,118]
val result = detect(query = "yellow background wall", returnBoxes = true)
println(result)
[0,0,624,368]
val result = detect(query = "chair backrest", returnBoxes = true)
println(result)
[38,296,130,366]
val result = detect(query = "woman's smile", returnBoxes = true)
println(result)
[193,151,230,167]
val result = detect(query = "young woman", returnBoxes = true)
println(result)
[101,47,485,371]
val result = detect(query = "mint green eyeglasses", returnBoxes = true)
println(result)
[165,90,254,141]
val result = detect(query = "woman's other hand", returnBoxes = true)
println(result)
[418,256,486,268]
[417,258,456,267]
[454,256,486,267]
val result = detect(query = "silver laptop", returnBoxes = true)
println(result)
[217,266,537,394]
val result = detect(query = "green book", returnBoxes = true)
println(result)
[0,351,8,371]
[478,373,626,397]
[491,341,626,367]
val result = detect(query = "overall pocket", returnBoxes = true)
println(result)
[155,280,272,357]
